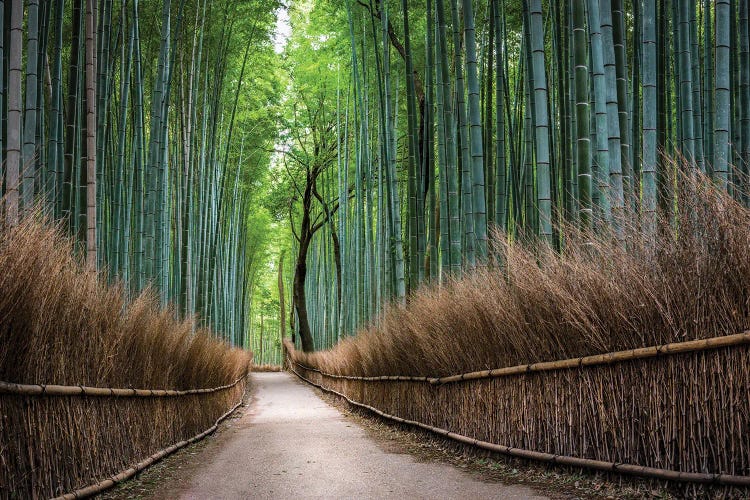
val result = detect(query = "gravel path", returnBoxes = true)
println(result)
[176,372,548,499]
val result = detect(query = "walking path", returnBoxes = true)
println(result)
[176,372,548,499]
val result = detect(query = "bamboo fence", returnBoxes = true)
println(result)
[0,372,248,499]
[0,375,247,398]
[49,398,244,500]
[287,333,750,491]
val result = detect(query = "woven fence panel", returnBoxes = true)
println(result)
[292,345,750,482]
[0,381,245,499]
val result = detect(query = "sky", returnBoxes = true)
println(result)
[274,3,291,54]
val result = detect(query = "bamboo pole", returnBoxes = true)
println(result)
[6,0,24,226]
[51,396,245,500]
[714,0,731,188]
[0,373,248,398]
[22,0,40,211]
[462,0,488,260]
[84,0,97,270]
[286,331,750,385]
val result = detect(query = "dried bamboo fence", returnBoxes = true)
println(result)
[286,333,750,490]
[0,372,249,499]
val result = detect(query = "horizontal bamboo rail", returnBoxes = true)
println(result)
[292,331,750,384]
[289,362,750,488]
[0,374,247,398]
[50,395,245,500]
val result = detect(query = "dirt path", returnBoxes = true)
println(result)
[168,372,547,499]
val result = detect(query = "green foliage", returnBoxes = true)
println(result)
[259,0,750,354]
[6,0,749,357]
[1,0,284,348]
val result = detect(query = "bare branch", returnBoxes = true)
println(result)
[282,157,304,198]
[355,0,424,100]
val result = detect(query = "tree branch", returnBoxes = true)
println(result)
[282,157,305,199]
[356,0,424,101]
[289,201,300,242]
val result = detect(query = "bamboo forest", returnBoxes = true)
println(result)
[2,0,750,498]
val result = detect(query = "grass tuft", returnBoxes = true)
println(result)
[0,216,250,388]
[0,217,251,498]
[288,171,750,492]
[297,172,750,378]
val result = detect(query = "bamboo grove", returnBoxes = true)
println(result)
[280,0,750,352]
[0,0,281,346]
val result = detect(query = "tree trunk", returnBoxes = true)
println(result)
[259,313,264,364]
[278,253,286,340]
[293,239,314,352]
[331,224,342,326]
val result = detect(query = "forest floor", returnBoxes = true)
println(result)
[102,372,672,499]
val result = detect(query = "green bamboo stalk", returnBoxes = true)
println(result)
[434,3,450,277]
[437,0,461,276]
[573,0,592,228]
[522,72,535,236]
[597,0,624,233]
[35,1,48,190]
[631,0,641,201]
[425,0,438,281]
[493,0,507,231]
[730,0,739,196]
[22,0,39,212]
[115,1,134,281]
[552,0,572,225]
[48,0,65,217]
[462,0,488,260]
[450,0,475,267]
[385,40,403,298]
[527,0,553,243]
[484,7,495,228]
[656,0,671,212]
[740,0,750,188]
[62,0,83,228]
[0,0,4,195]
[502,3,519,234]
[588,43,600,213]
[95,0,112,263]
[703,0,714,172]
[612,0,633,209]
[132,0,146,290]
[84,0,97,270]
[587,0,611,224]
[145,0,171,286]
[347,4,363,326]
[6,0,23,226]
[401,0,420,290]
[672,0,682,154]
[642,0,658,235]
[677,0,696,164]
[689,0,704,173]
[714,0,730,189]
[569,0,578,218]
